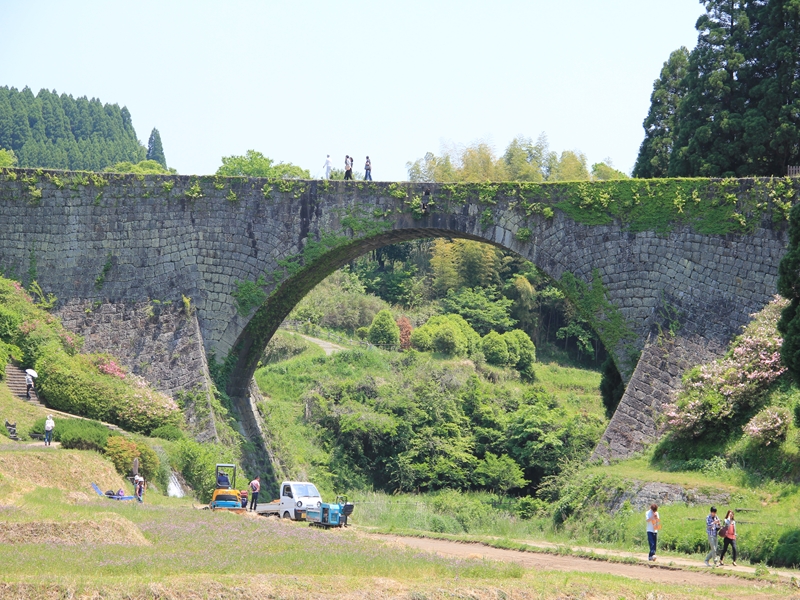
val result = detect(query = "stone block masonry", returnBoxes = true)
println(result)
[55,299,221,442]
[0,170,793,461]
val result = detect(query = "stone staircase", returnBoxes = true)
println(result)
[4,364,44,407]
[3,363,123,433]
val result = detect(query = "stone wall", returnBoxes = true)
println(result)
[55,299,219,441]
[0,169,792,461]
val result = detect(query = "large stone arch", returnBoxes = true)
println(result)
[0,169,794,463]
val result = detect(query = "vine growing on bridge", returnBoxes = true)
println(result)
[559,269,638,371]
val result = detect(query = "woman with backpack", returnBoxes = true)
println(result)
[719,510,737,566]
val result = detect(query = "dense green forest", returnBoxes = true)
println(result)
[0,86,147,171]
[634,0,800,178]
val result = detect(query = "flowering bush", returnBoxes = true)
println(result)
[59,330,82,355]
[36,349,182,434]
[397,316,412,350]
[666,297,788,437]
[113,374,181,433]
[95,356,126,379]
[743,407,791,446]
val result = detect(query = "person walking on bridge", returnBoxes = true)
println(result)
[364,156,372,181]
[249,476,260,511]
[344,155,353,180]
[322,155,332,179]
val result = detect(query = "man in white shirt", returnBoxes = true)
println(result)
[322,155,332,179]
[44,415,55,446]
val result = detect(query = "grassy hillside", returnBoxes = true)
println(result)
[255,330,605,497]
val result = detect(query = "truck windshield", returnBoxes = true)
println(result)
[293,484,320,497]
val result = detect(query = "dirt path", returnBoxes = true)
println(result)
[0,440,61,450]
[298,334,346,356]
[367,533,792,588]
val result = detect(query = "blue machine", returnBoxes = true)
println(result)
[306,495,354,528]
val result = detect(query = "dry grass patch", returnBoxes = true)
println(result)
[0,512,148,546]
[0,449,124,493]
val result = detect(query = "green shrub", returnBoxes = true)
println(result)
[769,530,800,567]
[104,436,140,474]
[515,496,548,519]
[104,436,160,480]
[481,331,509,365]
[505,330,535,369]
[432,321,467,356]
[367,309,400,346]
[136,441,161,481]
[60,427,110,452]
[429,489,493,533]
[356,327,369,340]
[150,424,185,441]
[30,416,112,452]
[410,326,432,351]
[0,304,21,340]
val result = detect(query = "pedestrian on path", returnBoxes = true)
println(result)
[44,414,54,446]
[249,476,260,511]
[344,155,353,180]
[646,503,661,561]
[322,155,332,179]
[704,506,721,566]
[719,510,737,566]
[364,156,372,181]
[25,372,34,399]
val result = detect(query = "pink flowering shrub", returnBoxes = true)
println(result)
[36,349,181,434]
[743,406,791,446]
[59,330,82,355]
[95,356,126,379]
[112,374,181,432]
[665,297,788,438]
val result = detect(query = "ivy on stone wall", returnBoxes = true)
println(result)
[559,269,638,370]
[0,168,795,237]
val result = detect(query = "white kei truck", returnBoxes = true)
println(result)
[254,481,322,521]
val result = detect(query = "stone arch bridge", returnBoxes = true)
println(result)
[0,169,793,464]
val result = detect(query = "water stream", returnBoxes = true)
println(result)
[167,471,185,498]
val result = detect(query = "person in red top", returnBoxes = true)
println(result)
[719,510,737,566]
[249,476,260,511]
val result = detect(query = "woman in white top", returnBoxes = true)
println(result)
[646,503,661,561]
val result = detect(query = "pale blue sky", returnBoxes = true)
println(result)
[1,1,703,180]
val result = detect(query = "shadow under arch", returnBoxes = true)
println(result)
[224,226,583,399]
